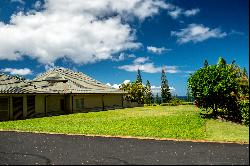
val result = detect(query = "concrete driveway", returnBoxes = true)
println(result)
[0,131,248,165]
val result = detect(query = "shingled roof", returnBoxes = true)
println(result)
[0,68,125,94]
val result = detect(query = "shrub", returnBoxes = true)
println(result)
[169,101,178,106]
[160,103,169,106]
[144,104,152,107]
[239,100,249,126]
[160,102,180,106]
[181,102,194,105]
[188,57,249,123]
[170,97,181,106]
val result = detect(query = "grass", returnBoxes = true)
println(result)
[0,105,248,143]
[206,119,249,143]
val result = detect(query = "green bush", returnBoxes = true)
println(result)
[188,57,249,124]
[160,103,170,106]
[169,102,178,106]
[181,102,194,105]
[240,100,249,126]
[160,102,180,106]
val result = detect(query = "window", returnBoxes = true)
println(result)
[0,98,9,121]
[60,99,65,111]
[0,98,8,111]
[75,98,84,110]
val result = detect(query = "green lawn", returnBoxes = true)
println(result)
[0,105,248,143]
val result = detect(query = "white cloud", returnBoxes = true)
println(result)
[133,57,150,64]
[229,30,244,36]
[151,85,175,95]
[0,0,169,64]
[111,84,120,89]
[119,56,181,74]
[168,7,182,19]
[184,8,200,17]
[168,7,200,19]
[184,70,195,74]
[123,80,131,84]
[147,46,171,54]
[1,68,32,76]
[112,53,126,62]
[119,63,161,73]
[33,1,42,10]
[118,63,180,74]
[44,62,67,71]
[44,62,55,71]
[11,0,25,5]
[171,24,227,44]
[127,54,136,58]
[106,83,112,86]
[112,53,136,62]
[106,80,130,89]
[164,66,181,73]
[106,83,120,89]
[106,80,176,94]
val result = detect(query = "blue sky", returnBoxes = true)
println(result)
[0,0,249,96]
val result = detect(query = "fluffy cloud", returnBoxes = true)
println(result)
[33,0,42,10]
[1,68,32,75]
[168,8,182,19]
[0,0,170,65]
[151,85,175,95]
[168,7,200,19]
[133,57,150,64]
[118,63,162,73]
[123,80,131,84]
[171,24,227,44]
[163,66,181,74]
[112,53,136,62]
[147,46,171,54]
[118,57,160,73]
[106,80,175,95]
[106,80,131,89]
[11,0,25,5]
[184,8,200,17]
[229,30,244,36]
[118,56,180,74]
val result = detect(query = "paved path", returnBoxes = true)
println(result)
[0,131,248,165]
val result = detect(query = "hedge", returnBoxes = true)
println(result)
[240,100,249,126]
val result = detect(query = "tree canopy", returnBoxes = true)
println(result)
[145,80,154,105]
[161,69,171,103]
[136,69,142,84]
[188,57,249,122]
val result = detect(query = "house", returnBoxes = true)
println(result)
[0,68,132,121]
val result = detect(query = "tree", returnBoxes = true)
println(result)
[120,81,145,104]
[161,68,171,103]
[136,69,142,84]
[131,81,145,104]
[188,57,246,122]
[186,87,193,102]
[238,67,249,100]
[145,80,153,105]
[217,57,226,66]
[155,93,161,105]
[151,93,155,104]
[120,82,132,101]
[204,59,209,67]
[120,69,146,104]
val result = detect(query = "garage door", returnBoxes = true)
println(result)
[0,98,9,121]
